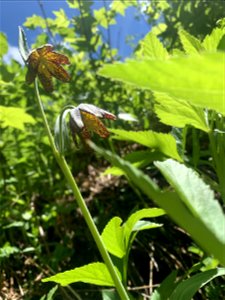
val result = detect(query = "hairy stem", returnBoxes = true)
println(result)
[34,79,129,300]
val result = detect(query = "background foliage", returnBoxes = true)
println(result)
[1,1,225,299]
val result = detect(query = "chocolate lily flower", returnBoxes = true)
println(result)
[26,44,70,92]
[69,104,116,143]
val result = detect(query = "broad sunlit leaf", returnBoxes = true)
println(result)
[0,106,35,130]
[98,52,225,116]
[110,129,182,161]
[154,92,210,132]
[42,262,121,287]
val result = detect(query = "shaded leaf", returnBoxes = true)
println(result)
[170,268,225,300]
[151,270,178,300]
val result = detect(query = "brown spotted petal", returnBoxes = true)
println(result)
[47,61,70,82]
[80,110,110,138]
[45,51,70,65]
[69,104,116,143]
[78,104,116,120]
[37,63,54,93]
[25,44,70,92]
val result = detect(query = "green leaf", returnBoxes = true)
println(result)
[0,106,35,130]
[53,9,70,28]
[89,142,225,266]
[18,26,29,62]
[178,29,204,54]
[151,23,167,36]
[110,129,182,161]
[154,93,209,132]
[125,208,165,235]
[98,52,224,116]
[136,32,168,59]
[46,285,58,300]
[66,0,79,9]
[124,208,164,245]
[111,0,134,16]
[102,289,121,300]
[203,27,225,52]
[170,268,225,300]
[131,220,161,232]
[42,262,121,287]
[0,242,20,258]
[23,15,46,29]
[101,217,125,258]
[155,159,225,245]
[0,32,8,57]
[151,270,178,300]
[94,7,116,29]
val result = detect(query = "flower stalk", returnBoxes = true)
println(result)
[34,78,129,300]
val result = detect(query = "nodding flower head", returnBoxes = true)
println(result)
[26,44,70,92]
[69,104,116,144]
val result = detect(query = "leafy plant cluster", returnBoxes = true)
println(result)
[1,1,225,299]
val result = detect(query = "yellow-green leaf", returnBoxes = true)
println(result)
[154,93,210,132]
[42,262,121,287]
[110,129,182,161]
[0,106,35,130]
[0,32,8,57]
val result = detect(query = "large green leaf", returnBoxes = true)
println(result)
[101,217,125,258]
[98,52,225,116]
[110,129,182,161]
[170,268,225,300]
[42,262,121,287]
[154,93,210,132]
[89,142,225,266]
[155,159,225,245]
[0,106,35,130]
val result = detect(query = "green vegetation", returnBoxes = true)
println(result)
[1,1,225,299]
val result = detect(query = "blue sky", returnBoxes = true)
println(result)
[0,0,150,63]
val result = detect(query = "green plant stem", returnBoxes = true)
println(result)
[34,79,129,300]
